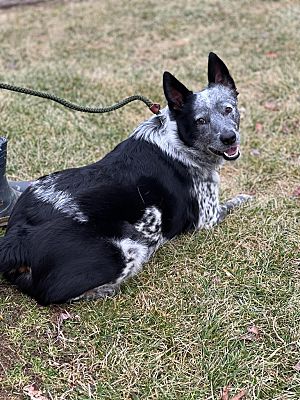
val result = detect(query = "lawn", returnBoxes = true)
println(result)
[0,0,299,399]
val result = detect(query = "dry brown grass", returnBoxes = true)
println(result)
[0,0,299,399]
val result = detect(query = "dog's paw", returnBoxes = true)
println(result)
[226,194,253,209]
[236,194,253,204]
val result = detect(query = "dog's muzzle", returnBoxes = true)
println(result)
[209,145,240,161]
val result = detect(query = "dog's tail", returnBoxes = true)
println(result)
[0,235,27,273]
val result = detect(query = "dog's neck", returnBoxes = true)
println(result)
[132,107,222,181]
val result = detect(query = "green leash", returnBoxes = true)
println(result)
[0,82,161,114]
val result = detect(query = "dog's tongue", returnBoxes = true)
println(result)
[225,146,239,156]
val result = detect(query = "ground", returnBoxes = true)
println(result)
[0,0,299,399]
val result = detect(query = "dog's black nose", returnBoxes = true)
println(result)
[220,131,236,145]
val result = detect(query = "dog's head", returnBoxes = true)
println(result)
[163,52,240,162]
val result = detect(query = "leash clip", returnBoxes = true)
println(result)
[149,103,161,114]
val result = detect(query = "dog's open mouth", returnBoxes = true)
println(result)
[209,145,240,161]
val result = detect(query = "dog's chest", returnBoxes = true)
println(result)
[191,174,219,229]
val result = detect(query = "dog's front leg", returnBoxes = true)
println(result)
[217,194,252,223]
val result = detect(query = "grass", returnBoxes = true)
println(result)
[0,0,300,398]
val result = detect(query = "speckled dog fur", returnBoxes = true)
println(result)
[0,53,251,305]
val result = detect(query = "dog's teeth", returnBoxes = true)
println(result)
[224,149,238,158]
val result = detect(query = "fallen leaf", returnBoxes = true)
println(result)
[265,51,278,58]
[292,187,300,197]
[248,325,259,336]
[294,361,300,371]
[212,276,221,284]
[174,38,190,46]
[56,310,80,341]
[282,123,291,135]
[255,122,264,133]
[264,101,280,111]
[221,386,230,400]
[23,383,49,400]
[58,310,73,323]
[221,386,247,400]
[231,389,247,399]
[240,324,261,341]
[250,148,261,157]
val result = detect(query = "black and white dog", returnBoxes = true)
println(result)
[0,53,251,305]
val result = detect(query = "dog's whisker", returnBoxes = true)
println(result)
[137,186,145,205]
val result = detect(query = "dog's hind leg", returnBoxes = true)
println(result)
[1,224,126,305]
[31,241,125,306]
[217,194,252,223]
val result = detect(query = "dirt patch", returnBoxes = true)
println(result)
[0,340,22,398]
[0,338,20,375]
[0,390,23,400]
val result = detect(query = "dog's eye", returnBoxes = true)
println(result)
[196,118,207,125]
[225,106,233,114]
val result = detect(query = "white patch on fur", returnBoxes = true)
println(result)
[113,238,150,284]
[191,171,220,229]
[73,207,165,297]
[132,107,200,168]
[134,206,164,248]
[32,175,88,223]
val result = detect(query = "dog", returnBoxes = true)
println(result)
[0,53,251,305]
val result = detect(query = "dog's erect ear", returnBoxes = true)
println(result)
[163,71,193,111]
[208,52,238,94]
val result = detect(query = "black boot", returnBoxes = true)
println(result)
[0,137,32,227]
